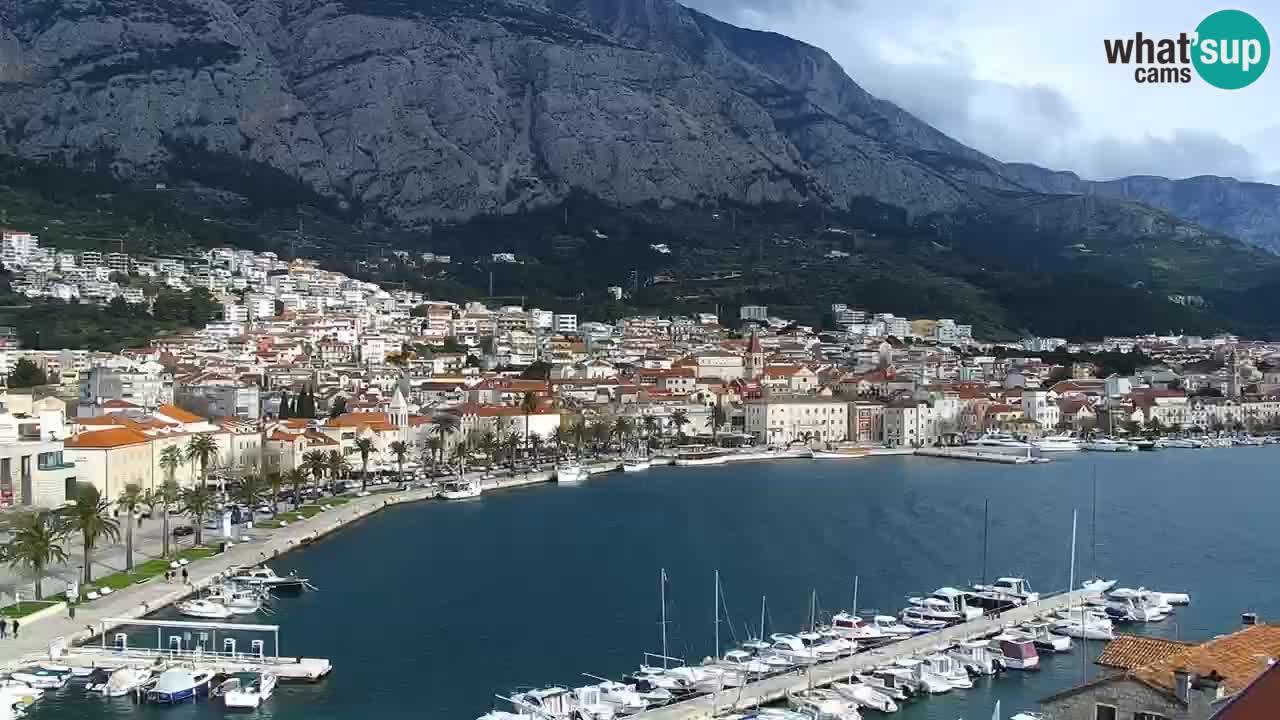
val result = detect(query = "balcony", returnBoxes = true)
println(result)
[37,460,75,471]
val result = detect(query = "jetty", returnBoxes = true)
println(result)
[915,447,1051,464]
[631,589,1091,720]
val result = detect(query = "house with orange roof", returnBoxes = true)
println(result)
[65,427,154,499]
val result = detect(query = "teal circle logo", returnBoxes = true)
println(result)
[1193,9,1270,89]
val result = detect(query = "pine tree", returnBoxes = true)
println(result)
[279,390,291,419]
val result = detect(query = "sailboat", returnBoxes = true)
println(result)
[1052,508,1113,640]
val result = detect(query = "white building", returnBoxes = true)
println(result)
[745,397,849,445]
[0,231,40,269]
[740,305,769,322]
[883,400,938,447]
[1021,390,1061,430]
[553,313,579,334]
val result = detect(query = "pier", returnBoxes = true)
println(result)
[631,589,1092,720]
[914,447,1051,464]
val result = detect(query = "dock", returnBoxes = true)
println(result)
[631,589,1092,720]
[915,447,1050,464]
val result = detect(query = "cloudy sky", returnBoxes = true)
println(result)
[682,0,1280,183]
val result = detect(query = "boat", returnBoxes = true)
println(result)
[1169,438,1203,449]
[789,689,863,720]
[1081,577,1117,593]
[768,634,821,665]
[8,671,67,691]
[555,463,587,483]
[1032,435,1082,452]
[204,585,264,615]
[1082,438,1137,452]
[227,566,308,593]
[1011,713,1045,720]
[718,650,774,677]
[224,672,276,709]
[0,682,41,718]
[967,433,1032,449]
[146,668,214,703]
[441,479,482,500]
[673,447,728,466]
[1133,439,1157,451]
[1105,592,1170,622]
[101,667,153,697]
[1109,587,1190,606]
[899,607,948,631]
[852,670,911,701]
[871,615,918,637]
[1012,621,1072,652]
[1052,614,1115,641]
[622,457,652,473]
[827,612,893,643]
[948,639,1001,675]
[894,658,950,694]
[593,680,651,714]
[988,635,1040,670]
[177,598,234,620]
[35,663,89,678]
[972,577,1039,607]
[831,682,899,713]
[921,653,973,689]
[812,447,870,459]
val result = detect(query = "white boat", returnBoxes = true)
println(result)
[1032,435,1082,452]
[622,456,651,473]
[1111,587,1189,605]
[177,598,234,620]
[227,566,308,592]
[1169,438,1203,449]
[789,689,863,720]
[0,682,42,718]
[1011,713,1045,720]
[852,671,910,701]
[1051,615,1115,641]
[989,635,1039,670]
[769,634,822,665]
[718,650,774,677]
[827,612,894,642]
[205,585,263,615]
[224,672,276,709]
[1082,438,1136,452]
[812,448,870,459]
[967,433,1032,449]
[593,680,650,714]
[8,672,67,691]
[831,682,899,713]
[921,653,972,689]
[441,479,482,500]
[555,464,587,483]
[948,639,1000,675]
[1105,590,1170,622]
[102,667,152,697]
[146,668,214,703]
[673,448,728,466]
[894,658,950,694]
[900,607,948,631]
[1013,621,1072,652]
[871,615,918,637]
[1080,577,1117,593]
[972,577,1040,606]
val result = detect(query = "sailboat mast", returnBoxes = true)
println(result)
[810,589,817,632]
[759,596,766,640]
[661,568,668,670]
[982,498,990,585]
[714,569,720,660]
[1068,509,1078,596]
[852,576,859,615]
[1091,468,1098,576]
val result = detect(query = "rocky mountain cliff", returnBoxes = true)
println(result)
[0,0,1276,252]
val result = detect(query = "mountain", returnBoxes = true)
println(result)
[0,0,1278,338]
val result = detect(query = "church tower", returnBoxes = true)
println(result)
[389,384,410,443]
[746,328,765,379]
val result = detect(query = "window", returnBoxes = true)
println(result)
[1133,714,1165,720]
[1093,705,1116,720]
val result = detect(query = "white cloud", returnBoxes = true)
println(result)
[682,0,1280,182]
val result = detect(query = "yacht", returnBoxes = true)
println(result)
[789,689,863,720]
[968,433,1032,449]
[673,447,729,466]
[921,654,972,689]
[1082,438,1137,452]
[827,613,893,643]
[227,566,308,593]
[224,672,276,709]
[900,607,948,631]
[570,685,623,720]
[831,682,899,713]
[718,650,774,677]
[177,598,234,620]
[769,634,822,665]
[593,680,651,714]
[1105,591,1171,622]
[1109,587,1190,606]
[972,577,1039,606]
[147,668,214,703]
[1033,435,1082,452]
[441,479,482,500]
[905,589,979,623]
[101,667,153,697]
[948,639,1000,675]
[871,615,918,637]
[989,635,1040,670]
[555,463,587,483]
[1012,621,1072,652]
[622,456,652,473]
[204,585,263,615]
[1081,577,1118,594]
[894,658,950,694]
[1052,613,1116,641]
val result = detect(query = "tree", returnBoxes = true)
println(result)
[286,469,308,510]
[115,483,145,572]
[711,404,727,445]
[279,390,291,420]
[503,432,521,465]
[550,426,566,458]
[302,450,328,494]
[671,408,690,442]
[520,391,539,451]
[328,395,348,419]
[424,436,442,477]
[325,450,350,493]
[354,438,375,492]
[389,441,409,487]
[570,418,589,457]
[590,419,611,453]
[7,511,68,600]
[529,433,544,465]
[67,483,120,585]
[180,484,216,547]
[6,358,48,388]
[1147,416,1164,435]
[642,415,658,445]
[185,434,219,487]
[612,417,632,450]
[479,430,499,466]
[431,414,459,451]
[234,475,266,511]
[146,477,181,559]
[266,472,285,516]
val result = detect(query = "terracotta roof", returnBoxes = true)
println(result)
[66,427,151,449]
[101,399,141,409]
[302,431,338,446]
[1097,634,1196,671]
[1134,624,1280,695]
[157,404,206,424]
[1213,660,1280,719]
[326,412,392,428]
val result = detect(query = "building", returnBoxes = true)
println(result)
[552,313,579,334]
[739,305,768,322]
[0,231,40,269]
[0,404,75,508]
[79,362,173,413]
[883,400,937,447]
[173,375,261,421]
[744,396,848,445]
[849,400,886,443]
[1041,623,1280,720]
[1022,390,1061,430]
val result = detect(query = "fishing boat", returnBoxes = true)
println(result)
[622,456,651,473]
[921,653,973,689]
[177,598,234,620]
[894,658,950,694]
[146,668,214,703]
[223,672,276,709]
[555,463,587,483]
[673,447,728,466]
[440,479,482,500]
[101,667,153,697]
[226,566,308,593]
[831,681,899,713]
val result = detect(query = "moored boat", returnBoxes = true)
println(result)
[1032,435,1082,452]
[224,672,276,710]
[102,667,153,697]
[1082,438,1137,452]
[177,599,233,620]
[441,479,483,500]
[555,463,587,483]
[146,668,214,703]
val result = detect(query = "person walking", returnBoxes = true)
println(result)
[68,603,76,621]
[0,618,8,639]
[13,619,20,638]
[181,568,189,585]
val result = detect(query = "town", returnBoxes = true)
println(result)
[1,227,1279,510]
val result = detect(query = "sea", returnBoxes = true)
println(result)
[25,447,1280,720]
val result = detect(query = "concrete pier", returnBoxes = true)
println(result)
[632,589,1092,720]
[915,448,1050,464]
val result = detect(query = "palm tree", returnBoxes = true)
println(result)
[146,478,181,559]
[7,511,68,599]
[612,417,632,450]
[569,418,589,457]
[590,419,611,453]
[711,404,727,446]
[159,445,185,491]
[185,433,219,487]
[479,430,499,467]
[234,475,266,511]
[180,484,216,547]
[266,472,285,516]
[67,483,120,585]
[431,414,459,457]
[353,437,375,492]
[302,450,328,495]
[449,444,467,475]
[503,432,521,466]
[325,450,349,494]
[643,415,658,447]
[550,425,566,459]
[671,408,690,442]
[424,436,442,477]
[529,433,544,465]
[115,483,145,572]
[520,391,539,450]
[286,468,309,510]
[388,441,409,487]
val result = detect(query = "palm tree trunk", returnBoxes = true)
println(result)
[83,537,92,584]
[125,520,134,572]
[161,509,170,559]
[34,575,43,601]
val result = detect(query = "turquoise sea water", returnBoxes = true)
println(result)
[27,448,1280,719]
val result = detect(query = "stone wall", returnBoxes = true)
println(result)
[1042,678,1188,720]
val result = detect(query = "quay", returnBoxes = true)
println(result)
[915,447,1051,464]
[632,588,1092,720]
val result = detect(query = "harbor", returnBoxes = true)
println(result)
[7,448,1279,720]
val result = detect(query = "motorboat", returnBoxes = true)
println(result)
[718,650,774,677]
[663,666,722,693]
[757,653,797,671]
[227,566,308,593]
[1033,435,1082,452]
[8,671,67,691]
[1169,438,1203,449]
[853,670,911,701]
[204,585,263,615]
[988,635,1039,670]
[101,667,153,697]
[36,663,90,678]
[1013,621,1072,652]
[826,613,893,643]
[812,448,870,459]
[1052,615,1116,641]
[1011,713,1045,720]
[224,672,276,709]
[622,456,652,473]
[769,634,822,665]
[789,689,863,720]
[900,607,948,631]
[1082,438,1136,452]
[871,615,918,637]
[593,680,650,714]
[85,668,113,693]
[569,685,619,720]
[894,658,950,694]
[797,630,855,659]
[1081,577,1117,593]
[948,639,1000,675]
[555,463,587,483]
[911,588,983,621]
[177,598,234,620]
[831,682,899,713]
[146,667,214,703]
[0,682,42,718]
[741,636,773,654]
[1106,588,1172,621]
[673,447,729,467]
[1110,587,1190,606]
[441,479,482,500]
[972,577,1039,606]
[967,433,1032,449]
[921,653,973,689]
[1133,439,1157,451]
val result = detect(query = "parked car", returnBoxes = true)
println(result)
[172,525,195,538]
